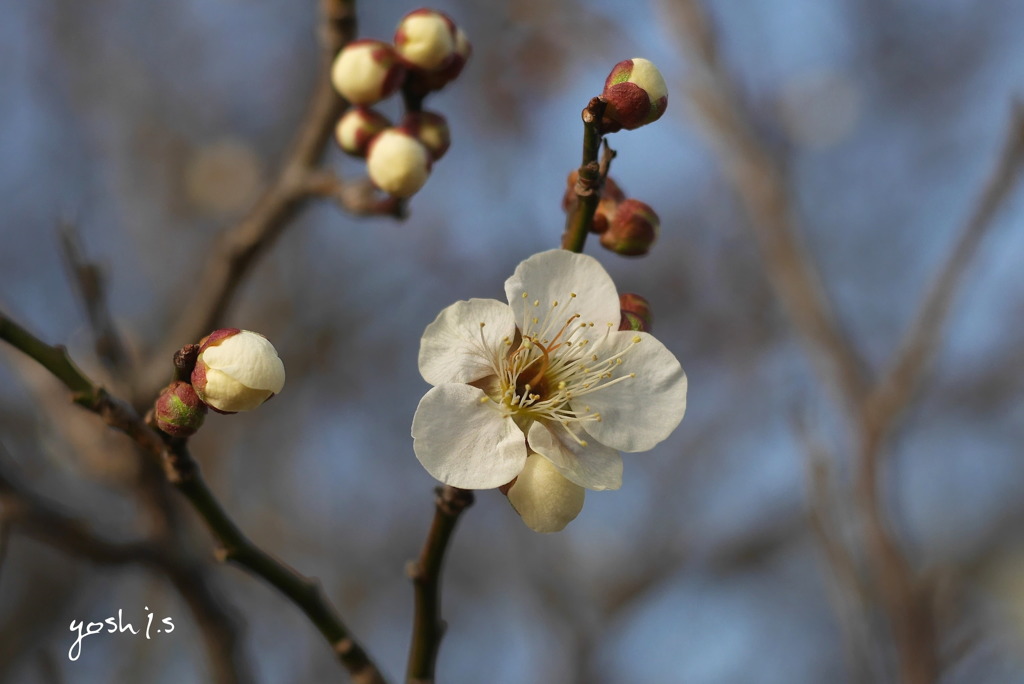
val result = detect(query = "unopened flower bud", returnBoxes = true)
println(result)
[394,9,457,71]
[331,40,406,105]
[154,381,208,437]
[619,293,652,332]
[506,454,585,533]
[366,128,432,197]
[335,107,391,157]
[191,329,286,414]
[403,26,472,95]
[600,58,668,132]
[400,111,451,161]
[600,199,659,256]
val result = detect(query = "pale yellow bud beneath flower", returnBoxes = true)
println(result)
[366,129,431,198]
[507,454,585,533]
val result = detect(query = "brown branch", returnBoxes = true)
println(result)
[304,170,407,218]
[0,313,387,684]
[671,0,869,413]
[164,443,386,684]
[58,219,134,386]
[144,0,361,393]
[674,5,1024,682]
[405,486,474,684]
[669,3,952,681]
[797,424,880,682]
[57,220,258,682]
[0,443,254,684]
[0,484,161,567]
[851,103,1024,684]
[866,103,1024,437]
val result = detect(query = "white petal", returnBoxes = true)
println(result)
[582,331,687,452]
[412,384,528,489]
[503,250,620,338]
[526,421,622,491]
[201,331,285,392]
[200,369,274,412]
[507,454,585,533]
[418,299,517,386]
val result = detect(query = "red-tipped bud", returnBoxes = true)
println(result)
[600,199,659,256]
[335,107,391,157]
[403,26,471,95]
[600,58,668,132]
[400,111,451,161]
[366,128,432,198]
[154,381,208,437]
[394,9,458,71]
[330,40,406,105]
[191,329,286,414]
[618,293,653,332]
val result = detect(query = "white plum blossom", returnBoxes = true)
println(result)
[411,250,687,515]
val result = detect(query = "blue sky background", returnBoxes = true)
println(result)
[2,0,1024,682]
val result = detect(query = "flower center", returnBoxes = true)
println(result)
[479,291,642,446]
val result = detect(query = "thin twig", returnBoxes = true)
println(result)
[144,0,362,393]
[796,422,879,683]
[674,4,1024,682]
[405,486,474,684]
[865,103,1024,437]
[851,103,1024,684]
[304,170,406,218]
[670,1,915,679]
[56,223,254,682]
[0,446,253,684]
[672,0,868,413]
[58,220,134,385]
[0,313,387,684]
[164,443,385,684]
[0,456,165,567]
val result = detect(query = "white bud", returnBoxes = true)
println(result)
[366,129,431,198]
[330,40,406,105]
[507,454,585,533]
[394,9,457,71]
[192,329,286,413]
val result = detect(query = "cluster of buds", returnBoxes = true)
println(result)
[563,171,660,257]
[330,9,470,199]
[152,329,286,438]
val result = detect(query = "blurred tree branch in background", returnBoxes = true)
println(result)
[671,1,1024,681]
[1,0,1023,682]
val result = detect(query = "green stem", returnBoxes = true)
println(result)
[167,446,386,684]
[0,311,95,403]
[561,97,607,253]
[0,310,387,684]
[405,486,474,684]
